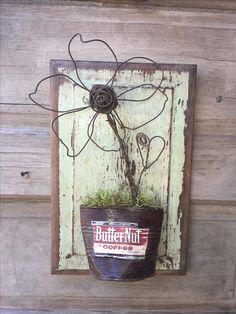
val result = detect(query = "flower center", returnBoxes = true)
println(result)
[89,85,118,114]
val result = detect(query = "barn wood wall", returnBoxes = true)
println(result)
[0,1,236,313]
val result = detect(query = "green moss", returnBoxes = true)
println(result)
[82,189,161,208]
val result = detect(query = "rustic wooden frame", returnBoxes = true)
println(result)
[51,60,197,275]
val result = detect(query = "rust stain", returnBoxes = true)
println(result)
[131,160,136,176]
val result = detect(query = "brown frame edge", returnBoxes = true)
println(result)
[51,60,61,275]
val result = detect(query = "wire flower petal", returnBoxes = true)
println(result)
[29,34,167,168]
[52,108,95,157]
[68,33,119,89]
[114,89,168,131]
[29,73,88,113]
[87,112,125,152]
[107,56,164,89]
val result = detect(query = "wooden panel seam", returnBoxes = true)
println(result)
[1,195,236,206]
[0,296,235,308]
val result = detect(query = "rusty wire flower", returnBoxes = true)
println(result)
[29,33,168,158]
[89,85,118,114]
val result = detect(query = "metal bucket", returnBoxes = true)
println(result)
[80,206,163,281]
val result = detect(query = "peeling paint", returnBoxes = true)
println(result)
[56,65,191,271]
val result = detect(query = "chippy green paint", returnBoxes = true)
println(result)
[57,66,189,271]
[166,72,189,269]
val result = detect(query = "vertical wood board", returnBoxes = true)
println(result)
[50,61,196,273]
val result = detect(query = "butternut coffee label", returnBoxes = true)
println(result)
[92,221,149,258]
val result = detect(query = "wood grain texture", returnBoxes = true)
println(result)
[1,109,236,201]
[0,304,235,314]
[0,201,236,311]
[0,1,236,313]
[0,301,235,314]
[1,0,236,11]
[0,3,236,202]
[1,3,236,104]
[84,0,236,11]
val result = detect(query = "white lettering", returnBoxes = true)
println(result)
[114,232,120,242]
[125,228,131,243]
[94,225,146,245]
[136,229,141,243]
[95,226,102,241]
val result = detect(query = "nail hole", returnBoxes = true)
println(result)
[216,96,223,103]
[21,171,29,177]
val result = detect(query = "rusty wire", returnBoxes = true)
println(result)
[29,33,167,191]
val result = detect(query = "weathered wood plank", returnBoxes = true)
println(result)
[190,204,236,221]
[1,98,236,137]
[1,202,235,301]
[0,298,235,314]
[83,0,236,12]
[0,201,51,218]
[1,48,235,106]
[0,4,235,104]
[1,2,236,312]
[85,0,236,11]
[50,63,195,272]
[1,4,235,200]
[1,87,236,201]
[1,125,236,201]
[2,0,236,11]
[191,135,236,201]
[0,168,50,196]
[0,304,235,314]
[1,200,236,221]
[1,203,235,309]
[1,3,236,29]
